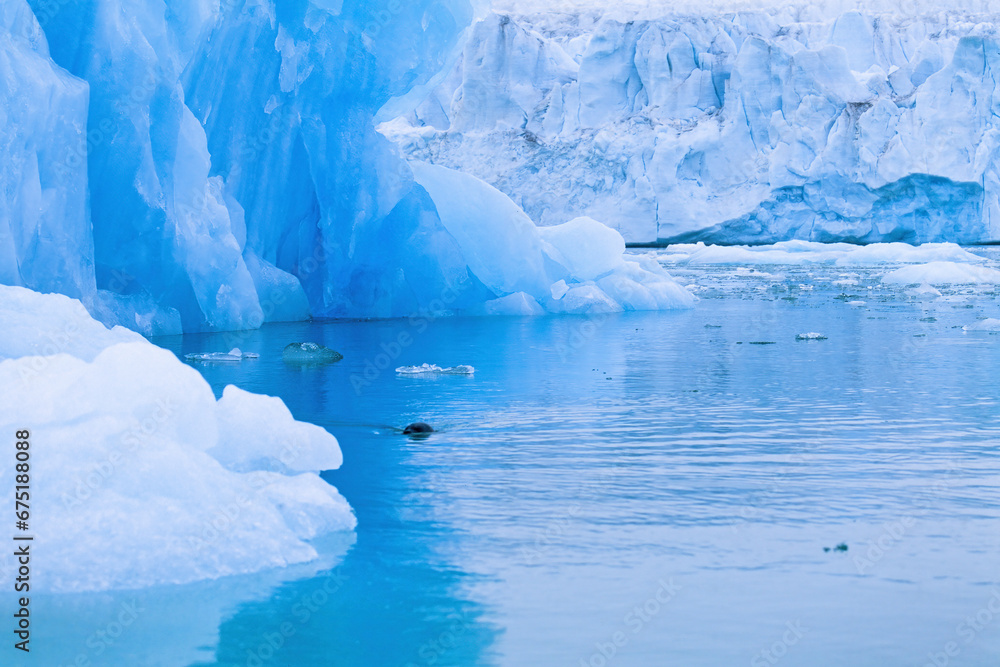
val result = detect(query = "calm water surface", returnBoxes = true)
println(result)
[38,250,1000,666]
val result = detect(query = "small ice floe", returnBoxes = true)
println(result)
[396,364,475,375]
[848,300,867,307]
[185,348,258,363]
[963,318,1000,332]
[735,267,773,277]
[905,283,942,299]
[882,261,1000,286]
[795,332,828,341]
[282,342,343,363]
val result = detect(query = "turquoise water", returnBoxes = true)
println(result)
[30,250,1000,666]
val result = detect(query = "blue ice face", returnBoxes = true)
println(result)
[11,0,478,331]
[0,1,94,303]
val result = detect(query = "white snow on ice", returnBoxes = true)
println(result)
[397,364,477,375]
[882,261,1000,285]
[655,241,986,266]
[0,286,355,593]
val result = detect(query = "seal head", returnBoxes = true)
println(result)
[403,422,434,435]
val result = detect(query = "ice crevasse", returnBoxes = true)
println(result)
[385,4,1000,245]
[0,0,694,338]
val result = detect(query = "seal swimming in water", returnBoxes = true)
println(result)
[403,422,434,435]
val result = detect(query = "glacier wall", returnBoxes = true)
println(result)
[0,3,94,303]
[10,0,483,332]
[383,6,1000,245]
[1,0,690,334]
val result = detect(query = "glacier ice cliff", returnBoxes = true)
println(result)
[383,5,1000,245]
[0,3,93,304]
[0,0,691,336]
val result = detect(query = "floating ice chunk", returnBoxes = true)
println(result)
[251,472,354,541]
[905,283,943,298]
[848,301,867,306]
[0,344,354,593]
[411,162,694,313]
[211,385,344,474]
[185,348,259,363]
[547,283,623,315]
[396,364,475,375]
[600,260,697,310]
[282,342,343,363]
[482,292,545,316]
[735,267,774,277]
[660,242,988,267]
[963,318,1000,332]
[796,333,828,340]
[411,161,553,297]
[598,275,658,311]
[538,217,626,282]
[882,262,1000,285]
[0,285,143,362]
[835,243,986,266]
[0,287,355,593]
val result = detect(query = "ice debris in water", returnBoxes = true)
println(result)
[185,348,259,363]
[882,262,1000,286]
[657,242,987,267]
[282,343,343,363]
[796,333,828,341]
[396,364,476,375]
[905,283,943,298]
[963,319,1000,332]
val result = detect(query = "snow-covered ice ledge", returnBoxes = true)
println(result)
[0,286,355,593]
